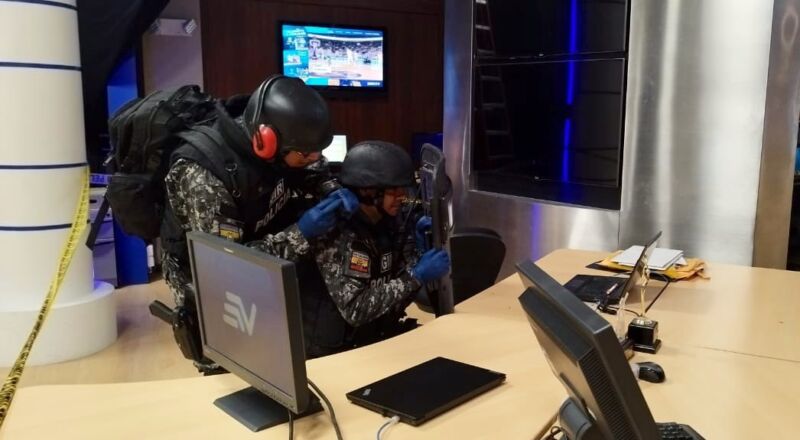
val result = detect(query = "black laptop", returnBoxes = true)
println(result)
[564,232,661,306]
[346,357,505,426]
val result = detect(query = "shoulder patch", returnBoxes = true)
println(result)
[349,250,371,273]
[215,216,244,241]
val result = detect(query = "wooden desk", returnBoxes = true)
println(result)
[0,314,565,440]
[3,249,799,439]
[646,263,800,362]
[635,347,800,439]
[462,249,800,362]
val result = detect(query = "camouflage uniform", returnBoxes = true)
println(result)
[161,158,316,306]
[313,212,422,327]
[161,159,236,306]
[252,203,425,358]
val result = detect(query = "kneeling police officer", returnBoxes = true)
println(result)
[297,141,451,357]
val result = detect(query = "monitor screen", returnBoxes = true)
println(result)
[188,232,309,413]
[280,22,385,90]
[516,261,660,439]
[323,135,348,162]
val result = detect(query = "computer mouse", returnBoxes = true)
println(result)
[635,361,665,383]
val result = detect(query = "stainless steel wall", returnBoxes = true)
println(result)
[445,0,800,274]
[621,0,800,268]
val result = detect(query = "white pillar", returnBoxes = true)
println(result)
[0,0,117,366]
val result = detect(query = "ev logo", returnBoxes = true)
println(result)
[223,291,257,336]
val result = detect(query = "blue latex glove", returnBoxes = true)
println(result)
[415,216,432,251]
[297,189,358,238]
[331,188,359,218]
[411,248,451,283]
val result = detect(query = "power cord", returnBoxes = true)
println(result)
[308,379,344,440]
[644,273,672,313]
[376,415,400,439]
[604,306,642,318]
[288,409,294,440]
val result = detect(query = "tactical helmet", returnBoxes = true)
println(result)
[243,75,333,154]
[339,141,415,188]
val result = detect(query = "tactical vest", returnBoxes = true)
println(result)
[160,120,299,276]
[300,216,415,359]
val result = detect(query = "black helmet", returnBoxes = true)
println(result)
[243,75,333,154]
[339,141,415,188]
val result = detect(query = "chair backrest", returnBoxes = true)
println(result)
[449,228,506,304]
[414,227,506,314]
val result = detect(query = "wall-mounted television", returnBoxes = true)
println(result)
[280,22,386,92]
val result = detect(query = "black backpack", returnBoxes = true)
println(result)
[87,85,244,247]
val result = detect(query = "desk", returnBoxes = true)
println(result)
[2,249,799,439]
[474,249,800,362]
[1,315,565,440]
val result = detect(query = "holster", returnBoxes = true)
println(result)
[149,297,204,363]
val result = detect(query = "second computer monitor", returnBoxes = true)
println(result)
[516,260,661,439]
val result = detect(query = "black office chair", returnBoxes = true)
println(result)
[415,226,506,314]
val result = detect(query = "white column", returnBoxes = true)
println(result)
[0,0,116,366]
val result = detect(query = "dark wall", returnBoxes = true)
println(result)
[200,0,444,149]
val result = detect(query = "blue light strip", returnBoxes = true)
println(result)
[561,0,579,182]
[0,0,76,11]
[562,119,572,182]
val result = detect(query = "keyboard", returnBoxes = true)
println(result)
[563,275,627,305]
[657,422,705,440]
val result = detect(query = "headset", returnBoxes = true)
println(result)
[249,75,283,161]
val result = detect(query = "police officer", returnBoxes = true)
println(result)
[160,74,357,372]
[295,141,451,358]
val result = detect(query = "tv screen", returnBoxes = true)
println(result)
[280,22,385,90]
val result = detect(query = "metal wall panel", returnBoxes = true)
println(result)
[754,0,800,268]
[446,0,799,273]
[444,0,619,278]
[620,0,797,268]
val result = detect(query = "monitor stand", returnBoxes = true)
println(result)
[214,386,323,432]
[557,398,604,440]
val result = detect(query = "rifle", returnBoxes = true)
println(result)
[418,144,454,316]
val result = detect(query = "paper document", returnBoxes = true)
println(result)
[612,246,685,270]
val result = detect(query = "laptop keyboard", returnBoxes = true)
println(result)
[657,422,704,440]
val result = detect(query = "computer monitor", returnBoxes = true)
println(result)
[187,231,321,432]
[516,260,661,439]
[323,134,347,163]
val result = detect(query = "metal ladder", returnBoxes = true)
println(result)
[474,0,514,162]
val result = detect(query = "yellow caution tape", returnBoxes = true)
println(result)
[0,166,90,428]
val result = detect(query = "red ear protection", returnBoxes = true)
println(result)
[252,124,278,160]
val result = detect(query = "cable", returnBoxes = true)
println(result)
[308,379,344,440]
[288,409,294,440]
[376,415,400,439]
[605,306,641,318]
[542,425,563,440]
[644,274,672,313]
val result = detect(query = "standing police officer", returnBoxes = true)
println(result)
[288,141,450,358]
[160,75,356,372]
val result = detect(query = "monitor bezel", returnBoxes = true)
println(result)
[187,231,310,413]
[278,20,388,95]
